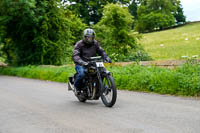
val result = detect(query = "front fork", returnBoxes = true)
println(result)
[97,69,111,95]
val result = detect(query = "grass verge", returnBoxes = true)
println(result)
[0,63,200,97]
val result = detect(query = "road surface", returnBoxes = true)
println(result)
[0,76,200,133]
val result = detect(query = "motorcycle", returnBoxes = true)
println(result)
[68,56,117,107]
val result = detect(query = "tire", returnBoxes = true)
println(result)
[101,75,117,107]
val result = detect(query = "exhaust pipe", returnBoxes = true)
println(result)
[68,77,74,91]
[68,82,74,91]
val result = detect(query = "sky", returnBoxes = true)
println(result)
[181,0,200,21]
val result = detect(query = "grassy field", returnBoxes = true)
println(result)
[139,22,200,60]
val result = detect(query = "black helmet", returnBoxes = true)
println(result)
[83,28,95,45]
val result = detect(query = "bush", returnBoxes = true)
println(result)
[110,49,152,62]
[93,3,151,62]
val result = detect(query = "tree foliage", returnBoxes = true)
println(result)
[135,0,185,32]
[0,0,186,65]
[173,1,186,23]
[94,3,151,61]
[0,0,85,65]
[135,12,175,32]
[64,0,185,29]
[63,0,130,25]
[0,24,5,60]
[128,0,139,19]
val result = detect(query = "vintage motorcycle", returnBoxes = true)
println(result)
[68,56,117,107]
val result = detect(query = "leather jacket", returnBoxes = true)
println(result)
[73,40,107,65]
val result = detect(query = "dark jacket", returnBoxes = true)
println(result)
[73,40,107,65]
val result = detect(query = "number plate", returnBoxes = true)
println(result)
[96,62,104,67]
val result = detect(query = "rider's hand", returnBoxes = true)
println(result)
[78,59,89,66]
[105,56,112,63]
[82,61,89,66]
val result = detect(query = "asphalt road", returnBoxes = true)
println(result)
[0,76,200,133]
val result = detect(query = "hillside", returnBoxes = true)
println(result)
[139,22,200,60]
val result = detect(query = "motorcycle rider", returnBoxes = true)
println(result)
[73,28,112,94]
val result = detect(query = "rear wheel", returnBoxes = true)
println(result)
[101,75,117,107]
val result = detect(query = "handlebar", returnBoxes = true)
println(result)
[84,56,111,65]
[89,56,102,60]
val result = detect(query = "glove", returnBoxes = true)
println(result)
[82,61,89,66]
[104,56,112,63]
[78,60,89,66]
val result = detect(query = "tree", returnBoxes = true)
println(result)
[62,0,130,25]
[94,3,151,61]
[128,0,139,19]
[173,0,186,23]
[0,25,6,62]
[0,0,85,65]
[64,9,87,45]
[135,0,177,32]
[128,0,139,29]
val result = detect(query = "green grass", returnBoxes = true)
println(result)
[139,22,200,60]
[109,64,200,96]
[0,63,200,97]
[0,65,75,82]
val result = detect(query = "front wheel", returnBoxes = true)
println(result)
[101,75,117,107]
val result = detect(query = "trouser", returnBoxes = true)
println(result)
[74,65,85,90]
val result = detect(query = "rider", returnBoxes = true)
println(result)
[73,28,111,93]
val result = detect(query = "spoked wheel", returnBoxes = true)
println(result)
[101,75,117,107]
